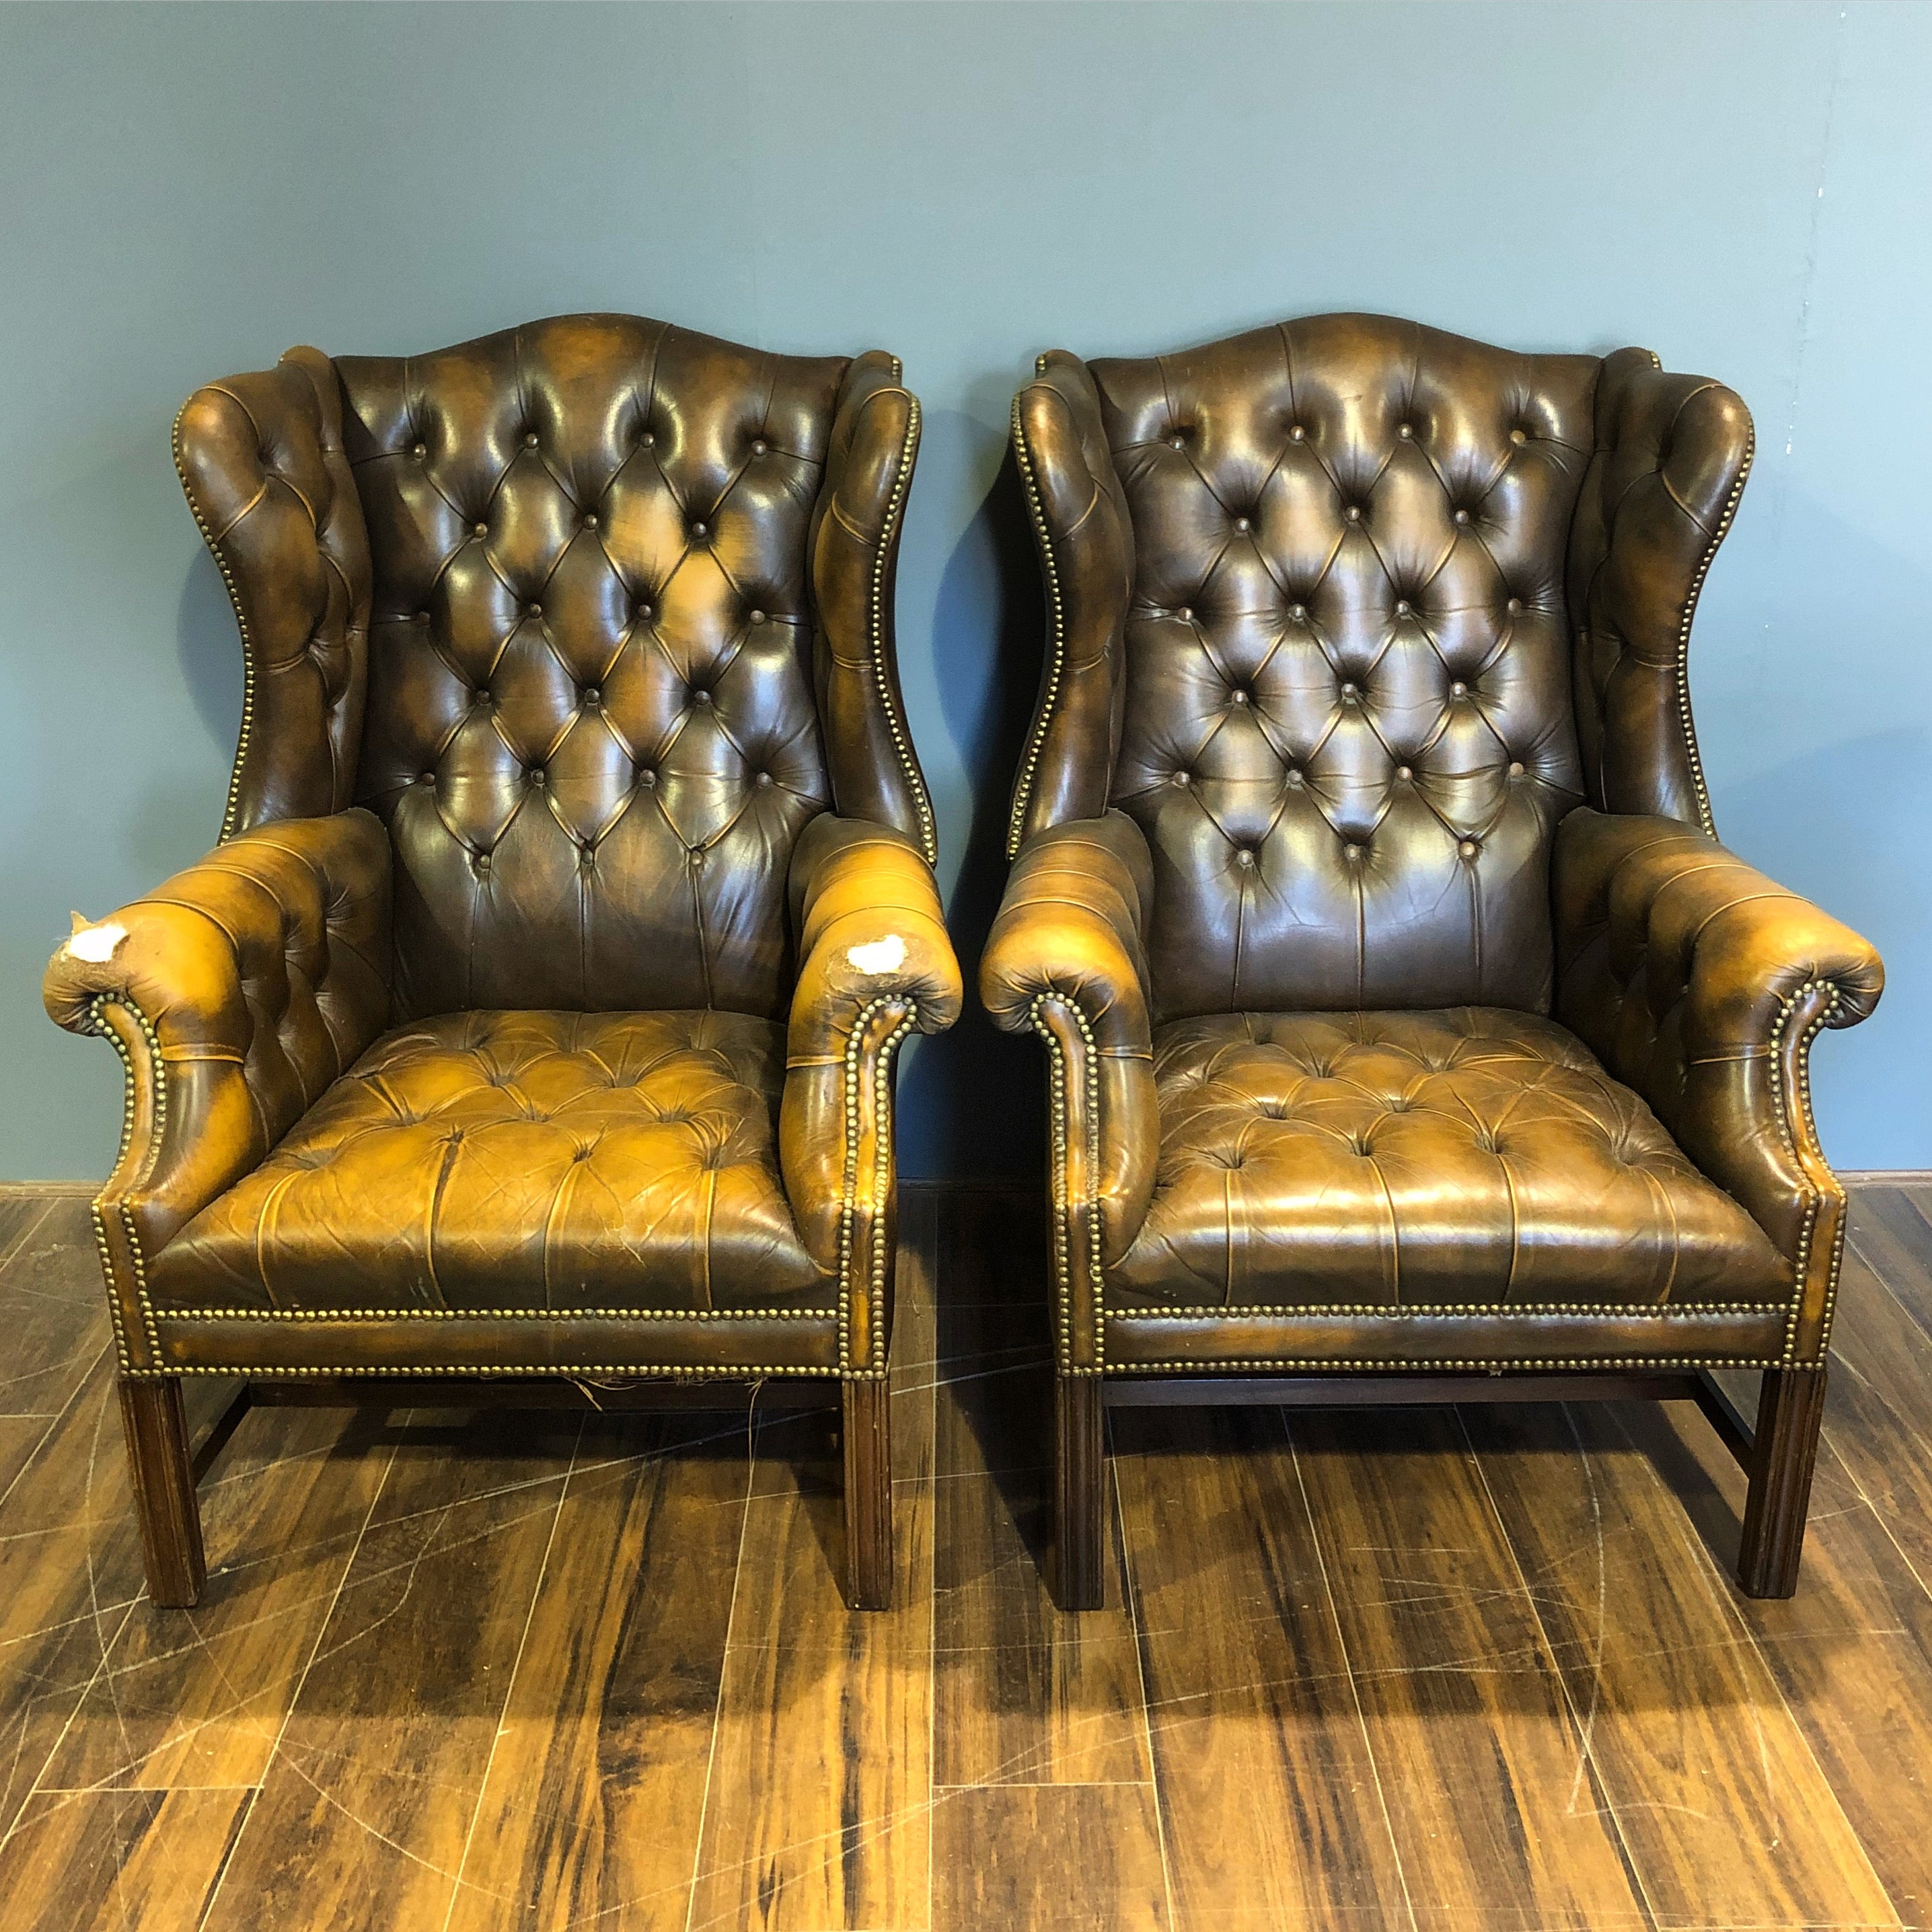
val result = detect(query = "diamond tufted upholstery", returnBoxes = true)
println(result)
[151,1009,818,1313]
[44,315,960,1610]
[1111,1008,1785,1309]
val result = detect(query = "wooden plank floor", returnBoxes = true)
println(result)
[2,1180,1932,1928]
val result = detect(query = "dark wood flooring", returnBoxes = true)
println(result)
[2,1179,1931,1929]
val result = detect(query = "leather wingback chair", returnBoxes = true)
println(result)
[981,313,1882,1608]
[45,314,961,1611]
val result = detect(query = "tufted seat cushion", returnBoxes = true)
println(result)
[149,1008,825,1315]
[1108,1008,1789,1310]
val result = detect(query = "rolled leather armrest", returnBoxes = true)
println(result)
[1553,807,1882,1306]
[43,809,392,1271]
[980,812,1160,1293]
[780,815,962,1367]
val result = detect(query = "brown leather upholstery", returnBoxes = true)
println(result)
[984,313,1882,1378]
[1111,1008,1787,1309]
[149,1009,819,1313]
[46,315,959,1397]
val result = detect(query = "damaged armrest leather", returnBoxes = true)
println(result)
[42,811,392,1313]
[780,814,962,1370]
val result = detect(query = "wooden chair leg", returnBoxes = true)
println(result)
[1055,1372,1106,1611]
[1737,1365,1828,1599]
[118,1376,205,1608]
[842,1376,892,1610]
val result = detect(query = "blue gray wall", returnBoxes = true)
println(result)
[3,1,1927,1180]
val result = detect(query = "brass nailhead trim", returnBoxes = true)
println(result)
[87,995,169,1373]
[868,392,936,866]
[1675,419,1754,837]
[1007,394,1068,859]
[1116,1353,1795,1375]
[163,1305,835,1323]
[1769,977,1844,1368]
[1113,1300,1787,1319]
[137,1362,840,1382]
[1030,992,1105,1374]
[174,394,270,844]
[835,994,918,1379]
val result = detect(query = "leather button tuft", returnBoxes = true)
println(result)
[1340,682,1358,700]
[1507,597,1523,614]
[583,687,601,706]
[1508,760,1525,777]
[1290,424,1306,442]
[1344,505,1362,522]
[1236,849,1257,868]
[1453,509,1471,525]
[526,602,542,618]
[1510,427,1528,445]
[635,602,654,622]
[472,522,488,539]
[1343,844,1362,862]
[639,430,655,447]
[582,513,599,531]
[1285,768,1304,786]
[418,770,435,784]
[1230,688,1249,706]
[690,848,706,868]
[579,846,595,869]
[1396,765,1413,781]
[691,521,708,537]
[1234,517,1251,533]
[1173,770,1191,787]
[751,439,768,455]
[1177,607,1193,623]
[692,688,712,706]
[1450,681,1468,698]
[639,769,657,787]
[1168,435,1185,450]
[412,443,427,459]
[524,432,540,448]
[1395,599,1411,617]
[528,768,545,786]
[747,608,766,625]
[1290,603,1307,622]
[1397,423,1413,439]
[473,852,491,872]
[416,609,431,623]
[1458,840,1479,858]
[755,771,774,787]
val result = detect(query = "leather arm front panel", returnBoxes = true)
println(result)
[1006,354,1136,856]
[1553,807,1883,1360]
[780,815,962,1370]
[809,355,936,864]
[981,814,1160,1314]
[42,811,393,1359]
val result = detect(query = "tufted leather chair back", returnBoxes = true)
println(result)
[1020,314,1651,1018]
[182,315,930,1022]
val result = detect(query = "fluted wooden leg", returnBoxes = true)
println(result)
[842,1376,892,1610]
[1738,1365,1828,1599]
[118,1376,205,1608]
[1055,1372,1106,1610]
